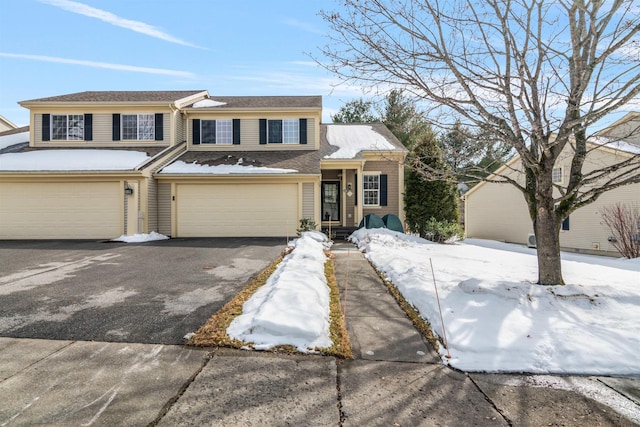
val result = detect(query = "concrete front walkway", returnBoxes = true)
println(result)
[0,242,638,426]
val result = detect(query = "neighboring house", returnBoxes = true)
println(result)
[0,91,406,239]
[0,115,18,133]
[464,113,640,256]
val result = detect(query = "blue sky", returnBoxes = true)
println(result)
[0,0,360,126]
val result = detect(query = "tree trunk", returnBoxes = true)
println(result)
[534,190,564,286]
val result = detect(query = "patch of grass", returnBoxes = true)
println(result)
[187,248,353,359]
[322,257,353,359]
[371,264,442,353]
[188,253,285,348]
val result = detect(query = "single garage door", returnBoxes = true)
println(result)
[0,182,122,239]
[177,183,298,237]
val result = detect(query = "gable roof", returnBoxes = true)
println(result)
[0,115,17,130]
[20,90,207,104]
[186,96,322,110]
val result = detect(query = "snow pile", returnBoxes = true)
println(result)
[350,228,640,375]
[325,125,396,159]
[160,159,298,174]
[0,149,150,171]
[227,231,332,352]
[111,232,169,243]
[0,131,29,150]
[192,99,227,108]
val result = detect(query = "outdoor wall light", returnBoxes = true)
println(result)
[124,185,134,196]
[347,183,352,191]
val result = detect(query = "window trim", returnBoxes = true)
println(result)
[200,119,233,145]
[552,167,563,184]
[267,119,299,144]
[363,173,381,207]
[50,114,84,141]
[121,113,155,141]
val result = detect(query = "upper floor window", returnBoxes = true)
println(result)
[51,114,84,140]
[363,174,380,206]
[260,118,307,145]
[202,119,233,145]
[122,114,154,140]
[192,119,240,145]
[552,167,563,184]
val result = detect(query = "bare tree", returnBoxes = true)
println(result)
[600,203,640,259]
[318,0,640,285]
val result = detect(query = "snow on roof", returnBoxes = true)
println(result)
[0,131,29,151]
[590,135,640,154]
[192,99,227,108]
[324,125,396,159]
[0,149,150,171]
[160,159,298,174]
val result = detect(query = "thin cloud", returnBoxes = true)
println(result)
[39,0,203,49]
[281,18,324,35]
[0,53,195,78]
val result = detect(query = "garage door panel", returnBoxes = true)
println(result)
[0,182,121,239]
[177,184,298,237]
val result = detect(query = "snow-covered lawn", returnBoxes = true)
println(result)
[351,228,640,375]
[227,232,333,352]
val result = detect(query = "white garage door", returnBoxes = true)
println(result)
[177,183,298,237]
[0,182,122,239]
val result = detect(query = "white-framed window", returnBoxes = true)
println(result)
[51,114,84,140]
[268,119,299,144]
[200,119,233,144]
[282,119,299,144]
[122,114,155,140]
[363,174,380,206]
[552,167,563,184]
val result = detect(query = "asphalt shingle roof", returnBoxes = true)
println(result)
[21,91,207,103]
[187,96,322,109]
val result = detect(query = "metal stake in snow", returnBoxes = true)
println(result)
[430,258,451,359]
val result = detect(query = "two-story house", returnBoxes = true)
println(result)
[0,90,407,239]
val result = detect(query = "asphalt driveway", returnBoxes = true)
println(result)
[0,238,286,344]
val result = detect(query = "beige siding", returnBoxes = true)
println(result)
[147,177,158,233]
[0,181,122,239]
[363,161,402,219]
[465,145,640,253]
[344,170,356,227]
[175,183,298,237]
[175,113,185,145]
[188,117,317,151]
[32,111,171,147]
[157,183,172,236]
[465,182,533,244]
[558,183,640,253]
[302,182,315,221]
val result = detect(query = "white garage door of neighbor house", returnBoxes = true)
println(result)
[176,183,298,237]
[0,182,122,239]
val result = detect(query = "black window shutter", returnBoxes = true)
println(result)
[193,119,201,145]
[299,118,307,144]
[562,216,570,231]
[380,174,388,206]
[354,174,358,206]
[84,114,93,141]
[42,114,50,141]
[155,113,163,140]
[112,114,121,141]
[233,119,241,145]
[259,119,267,144]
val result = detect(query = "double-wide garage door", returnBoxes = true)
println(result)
[176,183,298,237]
[0,182,121,239]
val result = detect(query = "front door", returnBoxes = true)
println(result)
[322,181,340,222]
